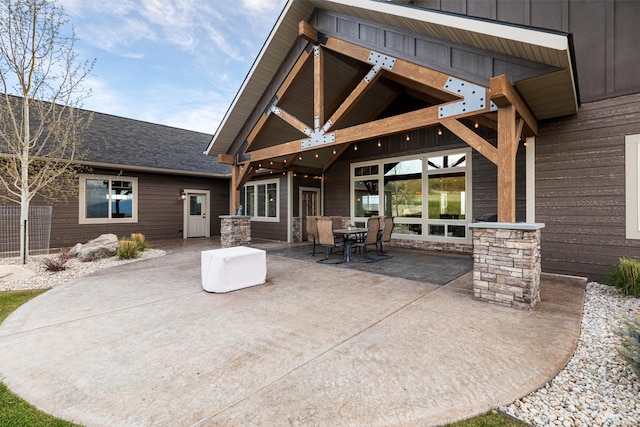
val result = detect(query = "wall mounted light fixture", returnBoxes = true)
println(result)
[180,189,186,200]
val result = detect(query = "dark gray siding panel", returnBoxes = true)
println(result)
[569,1,608,99]
[324,159,351,217]
[614,1,640,94]
[311,10,559,89]
[410,0,640,102]
[536,93,640,280]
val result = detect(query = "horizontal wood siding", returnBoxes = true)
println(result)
[410,0,640,102]
[43,169,228,249]
[249,175,288,242]
[536,93,640,280]
[324,159,351,217]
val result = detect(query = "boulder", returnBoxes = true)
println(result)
[69,233,119,261]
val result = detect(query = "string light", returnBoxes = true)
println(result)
[315,153,319,158]
[354,144,358,151]
[377,139,381,147]
[405,134,410,141]
[298,155,303,160]
[438,128,442,136]
[474,121,479,129]
[332,148,336,155]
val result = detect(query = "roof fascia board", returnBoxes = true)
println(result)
[205,0,304,157]
[78,161,231,179]
[330,0,570,51]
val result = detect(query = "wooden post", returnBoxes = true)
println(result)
[231,164,241,214]
[497,104,517,222]
[314,45,324,128]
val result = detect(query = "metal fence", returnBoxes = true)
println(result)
[0,205,52,258]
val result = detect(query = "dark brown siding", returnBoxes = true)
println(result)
[44,169,228,249]
[245,175,288,242]
[536,93,640,280]
[410,0,640,102]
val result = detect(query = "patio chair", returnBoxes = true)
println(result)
[330,215,343,230]
[376,216,394,258]
[306,215,318,256]
[353,216,380,262]
[316,217,343,263]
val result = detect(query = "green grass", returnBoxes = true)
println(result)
[0,289,48,324]
[0,291,524,427]
[443,410,527,426]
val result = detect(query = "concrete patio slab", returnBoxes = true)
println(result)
[0,243,585,426]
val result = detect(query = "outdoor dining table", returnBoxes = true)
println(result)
[333,228,367,262]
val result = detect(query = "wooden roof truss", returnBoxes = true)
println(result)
[222,21,538,222]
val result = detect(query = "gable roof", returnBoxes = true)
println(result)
[81,110,230,177]
[205,0,577,157]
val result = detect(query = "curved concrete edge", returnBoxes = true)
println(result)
[0,249,586,426]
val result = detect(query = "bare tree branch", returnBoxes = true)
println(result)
[0,0,95,261]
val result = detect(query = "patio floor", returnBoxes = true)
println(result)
[0,238,586,426]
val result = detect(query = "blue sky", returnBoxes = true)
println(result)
[58,0,288,134]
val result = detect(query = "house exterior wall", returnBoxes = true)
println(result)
[43,168,229,249]
[405,0,640,280]
[243,174,289,242]
[536,93,640,280]
[323,127,527,226]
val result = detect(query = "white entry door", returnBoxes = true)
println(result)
[187,193,207,238]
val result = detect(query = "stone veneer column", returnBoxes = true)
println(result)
[468,222,545,310]
[219,215,251,248]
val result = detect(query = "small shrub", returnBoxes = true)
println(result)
[116,239,139,260]
[603,257,640,297]
[130,233,148,252]
[614,314,640,378]
[41,252,71,272]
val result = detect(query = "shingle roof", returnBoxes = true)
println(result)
[82,109,230,176]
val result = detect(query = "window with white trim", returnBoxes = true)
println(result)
[79,174,138,224]
[351,148,471,242]
[625,134,640,239]
[243,178,279,221]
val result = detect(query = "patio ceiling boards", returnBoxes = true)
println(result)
[204,0,577,159]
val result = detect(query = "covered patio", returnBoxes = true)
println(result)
[206,0,579,309]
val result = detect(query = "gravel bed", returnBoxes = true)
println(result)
[0,249,166,291]
[1,255,639,426]
[502,282,640,427]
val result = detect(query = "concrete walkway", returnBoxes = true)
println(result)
[0,240,586,426]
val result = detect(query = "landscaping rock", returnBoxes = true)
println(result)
[69,234,119,261]
[0,265,37,283]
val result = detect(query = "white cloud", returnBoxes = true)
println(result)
[240,0,285,16]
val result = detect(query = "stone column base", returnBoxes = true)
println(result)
[469,222,544,310]
[220,216,251,248]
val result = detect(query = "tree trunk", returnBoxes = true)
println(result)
[20,97,30,264]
